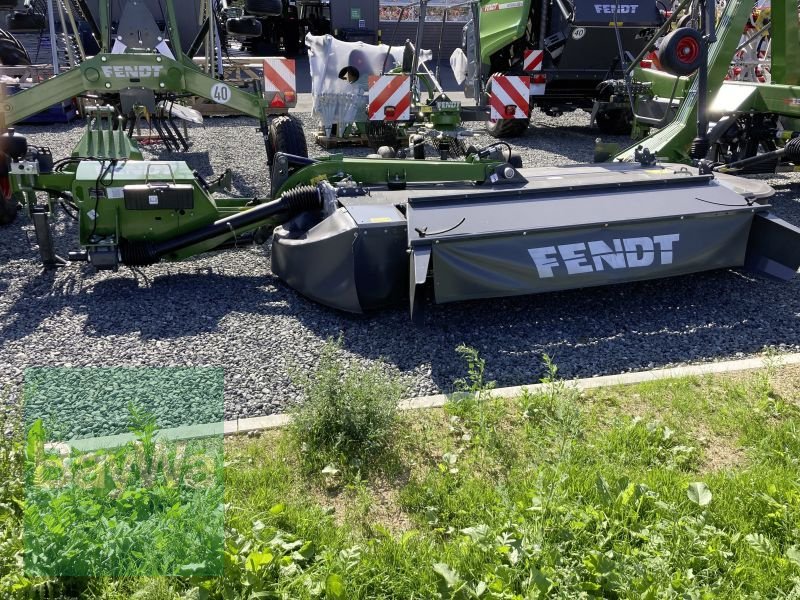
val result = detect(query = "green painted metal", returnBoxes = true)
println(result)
[478,0,533,64]
[18,156,262,260]
[72,107,144,160]
[71,161,216,247]
[272,154,507,198]
[163,0,186,68]
[718,81,800,115]
[0,52,282,129]
[635,67,691,99]
[614,0,752,161]
[99,0,110,52]
[770,0,800,85]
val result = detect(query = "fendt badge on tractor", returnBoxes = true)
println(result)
[100,65,165,79]
[594,4,640,13]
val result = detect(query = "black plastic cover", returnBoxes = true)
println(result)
[123,184,194,211]
[272,205,408,313]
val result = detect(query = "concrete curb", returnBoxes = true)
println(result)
[46,352,800,451]
[226,351,800,434]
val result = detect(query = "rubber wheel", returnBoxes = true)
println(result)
[0,28,30,65]
[0,175,17,226]
[595,108,633,135]
[226,16,262,37]
[658,27,703,76]
[485,117,529,138]
[245,0,282,17]
[266,114,308,166]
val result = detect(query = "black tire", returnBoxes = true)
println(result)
[658,27,703,77]
[266,114,308,166]
[226,16,263,37]
[0,28,30,65]
[0,175,17,226]
[595,108,633,135]
[245,0,282,17]
[485,117,529,138]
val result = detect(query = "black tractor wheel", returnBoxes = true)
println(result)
[595,108,633,135]
[485,116,529,138]
[658,27,703,77]
[0,174,17,226]
[226,16,263,38]
[0,28,30,65]
[245,0,282,17]
[266,114,308,166]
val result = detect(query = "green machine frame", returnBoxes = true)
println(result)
[613,0,800,163]
[0,0,294,141]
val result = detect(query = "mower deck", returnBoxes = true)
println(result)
[272,161,800,318]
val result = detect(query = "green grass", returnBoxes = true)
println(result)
[2,354,800,598]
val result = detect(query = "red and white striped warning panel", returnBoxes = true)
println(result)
[368,75,411,121]
[530,73,546,96]
[263,58,297,108]
[523,49,544,72]
[489,75,530,119]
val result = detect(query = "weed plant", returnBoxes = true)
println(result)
[290,339,404,474]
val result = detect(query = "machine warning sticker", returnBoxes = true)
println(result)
[211,83,231,104]
[88,187,123,200]
[149,195,159,205]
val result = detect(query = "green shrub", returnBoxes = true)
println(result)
[291,340,403,469]
[0,398,26,597]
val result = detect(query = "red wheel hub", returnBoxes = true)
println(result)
[676,35,700,64]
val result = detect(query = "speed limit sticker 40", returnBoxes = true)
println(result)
[211,83,231,104]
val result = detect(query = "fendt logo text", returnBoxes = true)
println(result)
[594,3,639,13]
[528,234,680,278]
[101,65,164,78]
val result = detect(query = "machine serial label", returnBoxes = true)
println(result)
[594,3,639,12]
[101,65,164,78]
[528,234,680,278]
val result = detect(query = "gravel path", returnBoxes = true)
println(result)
[2,110,800,431]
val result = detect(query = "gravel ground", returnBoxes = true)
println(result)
[2,109,800,432]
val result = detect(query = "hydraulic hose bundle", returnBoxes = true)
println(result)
[120,185,322,265]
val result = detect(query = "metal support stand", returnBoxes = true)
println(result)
[31,207,67,266]
[46,0,60,75]
[691,0,717,160]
